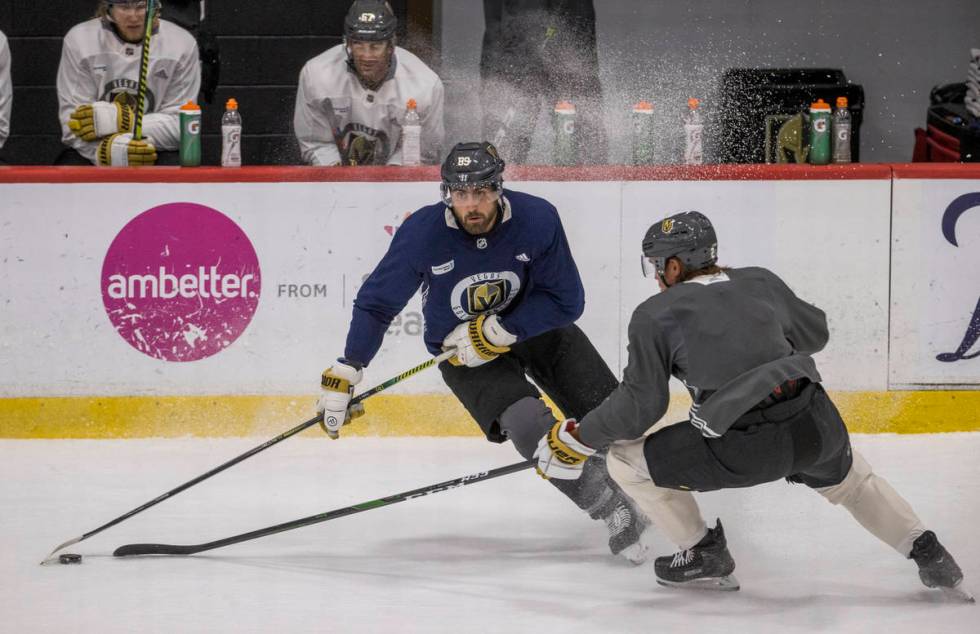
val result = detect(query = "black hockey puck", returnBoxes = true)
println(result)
[58,553,82,564]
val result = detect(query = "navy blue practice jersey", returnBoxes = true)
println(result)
[344,189,585,365]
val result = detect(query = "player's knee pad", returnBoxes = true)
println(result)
[816,449,873,506]
[497,396,556,460]
[607,439,652,489]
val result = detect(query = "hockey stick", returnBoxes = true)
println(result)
[132,0,159,140]
[322,98,350,165]
[114,460,534,557]
[40,349,455,565]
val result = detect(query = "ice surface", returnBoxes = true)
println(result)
[2,435,977,633]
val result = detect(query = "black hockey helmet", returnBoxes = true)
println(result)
[440,142,506,206]
[344,0,398,42]
[641,211,718,277]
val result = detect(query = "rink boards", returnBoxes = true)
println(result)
[0,164,978,437]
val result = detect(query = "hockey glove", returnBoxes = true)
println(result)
[316,360,363,439]
[442,314,516,368]
[97,133,158,166]
[68,101,135,142]
[534,419,595,480]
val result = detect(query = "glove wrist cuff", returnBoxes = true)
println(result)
[482,314,518,348]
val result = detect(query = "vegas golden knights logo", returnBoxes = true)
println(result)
[467,280,507,312]
[661,219,674,233]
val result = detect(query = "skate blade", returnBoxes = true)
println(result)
[939,583,975,603]
[657,574,740,592]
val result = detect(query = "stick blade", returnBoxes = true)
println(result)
[114,543,198,557]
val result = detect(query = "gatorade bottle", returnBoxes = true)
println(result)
[683,98,703,165]
[221,98,242,167]
[178,100,201,167]
[832,96,852,164]
[402,98,422,166]
[808,99,832,165]
[553,101,577,166]
[631,101,655,165]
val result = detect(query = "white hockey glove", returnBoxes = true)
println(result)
[442,314,517,368]
[316,360,363,439]
[97,133,158,166]
[533,419,595,480]
[68,101,135,142]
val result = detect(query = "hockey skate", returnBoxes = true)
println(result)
[654,519,740,591]
[593,491,651,564]
[910,530,975,603]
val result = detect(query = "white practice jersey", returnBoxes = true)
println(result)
[56,18,201,162]
[294,45,445,166]
[0,30,11,149]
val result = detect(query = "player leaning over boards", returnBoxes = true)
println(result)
[535,211,973,600]
[294,0,445,166]
[317,141,653,562]
[56,0,200,166]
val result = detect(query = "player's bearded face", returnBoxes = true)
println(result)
[349,40,392,85]
[450,186,500,235]
[109,1,149,43]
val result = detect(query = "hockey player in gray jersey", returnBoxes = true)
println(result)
[535,210,972,601]
[293,0,444,166]
[56,1,200,166]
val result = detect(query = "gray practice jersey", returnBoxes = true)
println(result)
[578,267,828,448]
[0,30,11,149]
[56,18,201,162]
[294,45,444,166]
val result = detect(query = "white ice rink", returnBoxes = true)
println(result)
[2,434,977,633]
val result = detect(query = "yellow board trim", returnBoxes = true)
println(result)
[0,391,978,439]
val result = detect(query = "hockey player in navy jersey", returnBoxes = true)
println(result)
[317,141,652,562]
[535,210,972,600]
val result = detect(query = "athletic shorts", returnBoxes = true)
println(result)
[643,383,853,492]
[439,323,617,442]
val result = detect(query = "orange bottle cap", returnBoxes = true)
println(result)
[836,96,849,108]
[179,100,200,111]
[633,101,654,112]
[554,100,576,112]
[811,99,831,111]
[688,98,700,109]
[226,98,239,110]
[406,98,418,110]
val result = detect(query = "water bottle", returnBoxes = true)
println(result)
[401,98,421,166]
[631,101,655,165]
[808,99,832,165]
[552,101,577,166]
[178,100,201,167]
[221,98,242,167]
[683,98,703,165]
[832,96,852,164]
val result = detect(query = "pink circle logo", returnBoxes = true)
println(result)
[101,202,261,362]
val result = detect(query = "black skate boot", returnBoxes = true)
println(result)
[591,491,651,564]
[654,519,739,591]
[910,530,974,602]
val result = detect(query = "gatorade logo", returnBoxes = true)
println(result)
[187,120,200,135]
[101,202,261,362]
[814,119,828,133]
[563,120,575,135]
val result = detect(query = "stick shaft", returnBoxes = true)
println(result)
[114,460,533,557]
[132,0,157,139]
